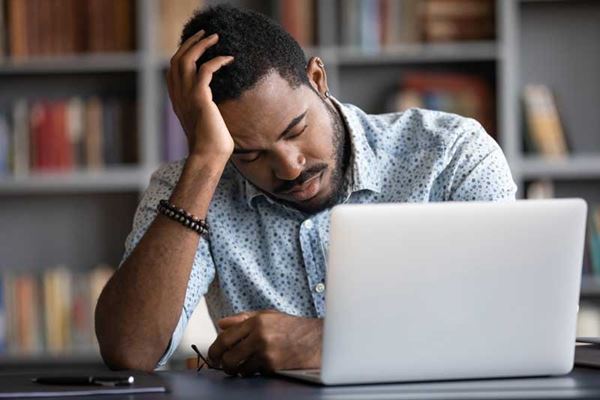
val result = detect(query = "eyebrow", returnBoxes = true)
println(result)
[233,110,308,154]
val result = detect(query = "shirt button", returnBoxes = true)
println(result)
[314,282,325,293]
[304,219,314,230]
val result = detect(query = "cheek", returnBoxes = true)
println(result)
[232,160,274,189]
[307,132,335,162]
[307,113,337,160]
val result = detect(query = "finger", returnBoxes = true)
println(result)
[217,311,257,330]
[238,355,263,378]
[169,30,205,93]
[195,55,235,90]
[221,335,258,376]
[170,32,218,99]
[207,318,253,365]
[170,29,206,65]
[180,33,221,87]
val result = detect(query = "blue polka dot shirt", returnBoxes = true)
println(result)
[120,97,517,366]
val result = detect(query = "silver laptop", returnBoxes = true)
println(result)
[278,199,587,385]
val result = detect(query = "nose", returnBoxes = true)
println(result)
[271,149,306,181]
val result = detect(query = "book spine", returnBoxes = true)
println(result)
[7,0,28,57]
[0,112,9,174]
[0,0,5,58]
[85,97,104,169]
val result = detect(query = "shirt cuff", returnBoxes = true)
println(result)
[155,309,188,369]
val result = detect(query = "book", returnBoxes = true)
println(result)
[11,99,29,176]
[522,84,569,158]
[0,265,114,357]
[85,97,103,170]
[4,0,135,57]
[360,0,380,53]
[387,72,495,138]
[340,0,360,47]
[0,373,166,398]
[7,0,27,57]
[0,112,9,174]
[399,0,422,44]
[15,274,42,354]
[340,0,494,49]
[421,0,495,42]
[0,0,5,58]
[159,0,202,56]
[280,0,315,48]
[526,180,555,199]
[66,97,85,167]
[6,97,137,175]
[577,303,600,338]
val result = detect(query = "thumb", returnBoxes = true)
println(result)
[217,311,257,330]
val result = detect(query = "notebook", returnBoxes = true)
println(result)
[0,372,167,398]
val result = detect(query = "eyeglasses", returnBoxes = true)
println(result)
[191,344,223,371]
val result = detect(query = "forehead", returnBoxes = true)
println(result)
[218,71,310,144]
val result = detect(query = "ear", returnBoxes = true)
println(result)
[306,56,330,98]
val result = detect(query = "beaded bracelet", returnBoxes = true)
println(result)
[157,199,209,238]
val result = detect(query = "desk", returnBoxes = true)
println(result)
[2,367,600,399]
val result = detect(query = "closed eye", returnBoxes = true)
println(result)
[238,152,261,163]
[286,125,308,140]
[237,124,307,163]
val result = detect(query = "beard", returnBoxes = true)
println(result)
[289,96,349,215]
[234,95,350,215]
[316,97,350,211]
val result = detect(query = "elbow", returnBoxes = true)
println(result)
[95,319,161,371]
[95,305,161,372]
[98,341,158,372]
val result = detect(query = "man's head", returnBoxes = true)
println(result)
[180,5,349,214]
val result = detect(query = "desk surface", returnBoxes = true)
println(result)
[2,367,600,400]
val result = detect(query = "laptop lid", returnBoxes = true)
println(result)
[321,199,587,385]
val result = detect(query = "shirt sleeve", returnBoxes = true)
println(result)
[436,118,518,202]
[118,163,217,369]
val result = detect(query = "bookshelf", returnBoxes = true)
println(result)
[1,0,599,365]
[519,156,600,180]
[0,53,141,74]
[0,167,150,193]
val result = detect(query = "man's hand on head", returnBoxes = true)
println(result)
[167,29,236,160]
[207,310,323,377]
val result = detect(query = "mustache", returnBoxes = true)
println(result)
[274,163,327,194]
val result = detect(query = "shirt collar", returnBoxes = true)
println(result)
[242,95,383,210]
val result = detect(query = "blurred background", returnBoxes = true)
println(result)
[0,0,598,370]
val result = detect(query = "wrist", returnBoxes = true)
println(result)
[168,154,228,219]
[189,141,233,164]
[185,152,230,174]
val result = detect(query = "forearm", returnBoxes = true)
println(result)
[95,155,227,371]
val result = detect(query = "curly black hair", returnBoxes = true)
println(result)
[180,4,310,104]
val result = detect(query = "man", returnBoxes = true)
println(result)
[95,5,517,375]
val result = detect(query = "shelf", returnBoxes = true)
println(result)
[0,167,150,194]
[154,46,336,70]
[581,275,600,298]
[154,42,497,70]
[334,41,498,65]
[0,53,141,74]
[517,155,600,180]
